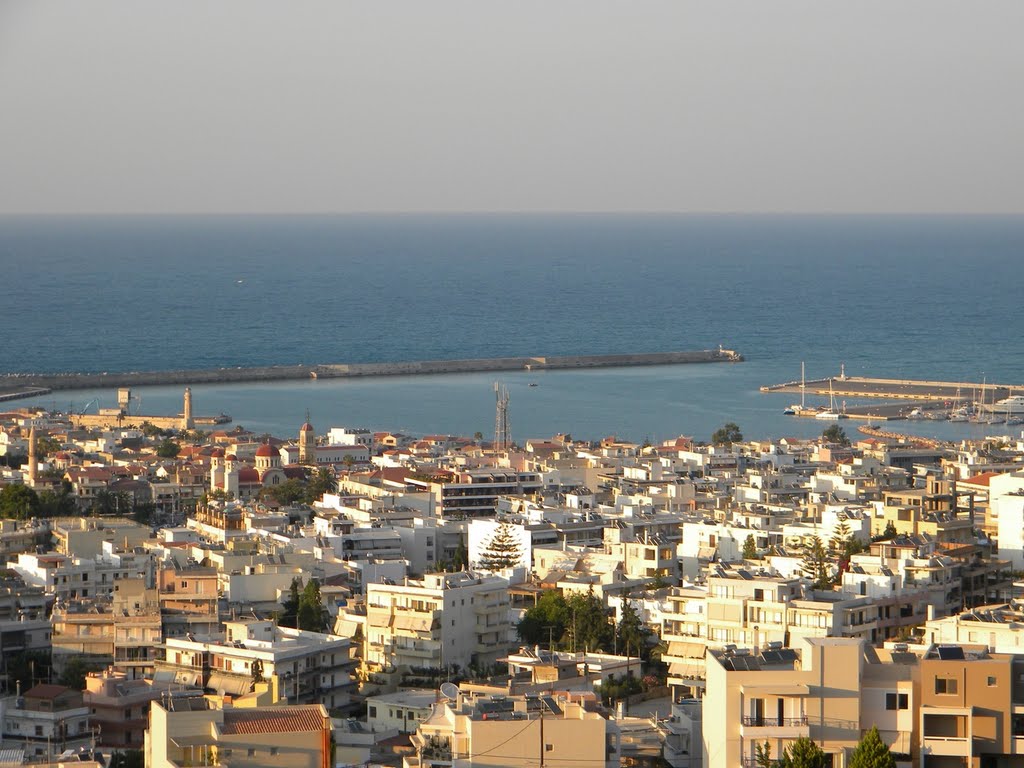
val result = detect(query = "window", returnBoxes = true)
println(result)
[988,676,998,687]
[935,677,958,695]
[369,706,377,718]
[247,749,255,758]
[270,748,278,756]
[885,693,909,710]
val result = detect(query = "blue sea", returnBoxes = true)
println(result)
[2,214,1023,443]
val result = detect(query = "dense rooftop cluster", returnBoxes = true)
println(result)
[1,400,1024,767]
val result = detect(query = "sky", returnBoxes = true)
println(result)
[1,1,1022,215]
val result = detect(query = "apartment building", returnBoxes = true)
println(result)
[83,668,202,751]
[364,572,514,674]
[702,637,914,768]
[146,699,332,768]
[157,619,354,710]
[918,646,1024,768]
[406,469,543,518]
[405,688,620,768]
[0,684,92,763]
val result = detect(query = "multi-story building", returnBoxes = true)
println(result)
[157,564,221,639]
[364,572,514,674]
[404,687,620,768]
[702,636,915,768]
[918,645,1024,768]
[156,619,354,711]
[83,668,202,751]
[146,699,333,768]
[406,469,543,518]
[0,684,92,762]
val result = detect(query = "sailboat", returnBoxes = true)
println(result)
[785,362,813,416]
[815,378,846,420]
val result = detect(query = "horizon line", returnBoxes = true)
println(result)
[2,210,1024,218]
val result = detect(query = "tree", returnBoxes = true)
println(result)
[829,520,853,556]
[477,523,523,570]
[304,467,336,503]
[0,484,40,519]
[36,435,61,457]
[711,422,743,446]
[518,590,570,646]
[849,726,896,768]
[59,657,101,690]
[452,536,469,571]
[297,578,326,632]
[108,751,144,768]
[822,424,850,446]
[755,741,774,768]
[566,586,615,653]
[779,737,827,768]
[279,577,302,628]
[264,478,307,506]
[800,536,832,590]
[156,439,180,459]
[251,658,265,687]
[140,421,163,438]
[743,534,758,560]
[883,520,898,539]
[617,599,651,661]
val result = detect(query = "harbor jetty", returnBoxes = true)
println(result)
[761,374,1017,403]
[1,348,743,395]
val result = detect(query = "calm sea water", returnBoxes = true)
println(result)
[3,214,1023,442]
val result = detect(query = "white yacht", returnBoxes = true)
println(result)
[985,395,1024,415]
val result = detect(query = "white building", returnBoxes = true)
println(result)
[158,619,355,710]
[365,572,514,673]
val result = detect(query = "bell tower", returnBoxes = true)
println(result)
[299,412,316,466]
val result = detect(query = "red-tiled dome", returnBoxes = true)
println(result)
[300,422,315,432]
[255,443,277,458]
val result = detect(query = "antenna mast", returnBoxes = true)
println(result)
[494,382,511,451]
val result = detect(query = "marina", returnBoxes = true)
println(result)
[762,371,1024,422]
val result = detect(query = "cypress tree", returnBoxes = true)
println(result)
[848,726,896,768]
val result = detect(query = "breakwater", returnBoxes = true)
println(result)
[1,348,743,393]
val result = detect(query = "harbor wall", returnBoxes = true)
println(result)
[1,349,742,393]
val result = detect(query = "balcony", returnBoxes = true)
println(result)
[921,735,971,757]
[739,715,810,739]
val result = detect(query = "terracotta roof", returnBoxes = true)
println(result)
[963,472,999,487]
[25,683,72,700]
[238,467,260,483]
[221,706,325,735]
[255,443,278,458]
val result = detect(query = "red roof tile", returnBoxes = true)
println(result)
[221,706,325,735]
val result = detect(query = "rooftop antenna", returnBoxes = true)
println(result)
[494,382,511,451]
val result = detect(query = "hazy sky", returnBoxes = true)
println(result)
[1,1,1022,214]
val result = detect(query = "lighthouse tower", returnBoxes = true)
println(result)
[182,387,194,431]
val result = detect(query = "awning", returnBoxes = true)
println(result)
[208,672,252,696]
[668,662,704,678]
[174,670,200,687]
[666,641,705,659]
[741,683,810,696]
[393,614,434,632]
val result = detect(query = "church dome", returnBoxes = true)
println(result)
[300,422,315,433]
[256,443,277,458]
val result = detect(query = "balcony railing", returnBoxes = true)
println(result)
[741,716,808,727]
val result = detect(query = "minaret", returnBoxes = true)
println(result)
[299,413,316,466]
[182,387,194,431]
[27,427,37,488]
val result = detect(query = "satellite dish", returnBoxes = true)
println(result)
[440,682,460,701]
